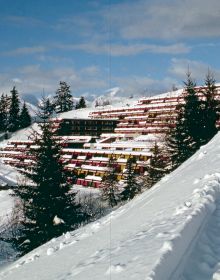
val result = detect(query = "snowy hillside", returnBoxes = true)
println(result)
[1,131,220,279]
[0,123,40,146]
[0,93,141,143]
[0,160,20,185]
[0,87,186,145]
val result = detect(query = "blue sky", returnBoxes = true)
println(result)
[0,0,220,98]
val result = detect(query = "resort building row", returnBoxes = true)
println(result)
[1,86,220,187]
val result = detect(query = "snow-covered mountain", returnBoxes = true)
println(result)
[21,94,39,107]
[91,87,140,109]
[21,86,162,113]
[25,102,38,117]
[19,94,38,117]
[1,130,220,279]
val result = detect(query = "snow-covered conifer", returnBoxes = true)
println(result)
[120,157,140,201]
[75,96,86,109]
[101,157,120,208]
[144,142,169,187]
[5,97,85,255]
[54,81,73,113]
[8,87,20,132]
[0,94,8,131]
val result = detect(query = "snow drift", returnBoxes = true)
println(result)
[2,133,220,279]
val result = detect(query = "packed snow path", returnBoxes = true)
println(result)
[177,196,220,280]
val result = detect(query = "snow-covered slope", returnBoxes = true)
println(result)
[147,88,183,100]
[1,132,220,279]
[0,190,13,222]
[0,160,21,185]
[0,123,40,146]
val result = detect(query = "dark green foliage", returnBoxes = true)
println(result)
[6,98,85,255]
[145,142,169,187]
[75,96,86,109]
[166,71,202,169]
[38,96,54,121]
[166,104,194,170]
[44,97,54,117]
[101,157,119,207]
[8,87,20,132]
[120,157,140,201]
[199,71,219,144]
[166,70,220,170]
[0,94,8,131]
[54,81,73,113]
[19,102,31,129]
[183,71,204,150]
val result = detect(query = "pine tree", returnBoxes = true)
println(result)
[165,104,194,170]
[54,81,73,113]
[38,96,54,121]
[199,71,219,144]
[165,71,204,170]
[101,157,119,208]
[44,97,54,117]
[19,102,31,129]
[6,98,85,255]
[183,71,203,150]
[8,87,20,132]
[0,94,8,131]
[144,142,168,188]
[120,157,140,201]
[75,96,86,109]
